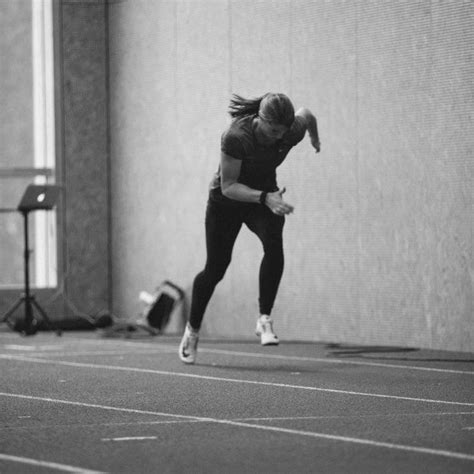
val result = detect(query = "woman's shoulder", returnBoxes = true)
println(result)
[221,116,255,157]
[226,115,254,138]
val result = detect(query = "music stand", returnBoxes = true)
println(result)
[1,184,62,336]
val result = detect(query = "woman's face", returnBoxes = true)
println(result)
[258,118,289,143]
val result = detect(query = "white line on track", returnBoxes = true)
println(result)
[0,393,473,462]
[101,436,157,442]
[64,337,474,376]
[235,412,474,422]
[5,413,473,432]
[0,453,104,473]
[2,336,472,375]
[1,354,472,407]
[199,347,474,376]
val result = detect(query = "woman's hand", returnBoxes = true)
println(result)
[311,135,321,153]
[295,108,321,153]
[265,187,294,215]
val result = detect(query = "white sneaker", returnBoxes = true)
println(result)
[179,323,199,364]
[255,315,279,346]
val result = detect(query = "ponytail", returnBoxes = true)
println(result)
[228,94,265,119]
[228,92,295,127]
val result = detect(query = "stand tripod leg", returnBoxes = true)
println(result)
[24,296,35,334]
[2,296,25,330]
[1,297,24,326]
[31,297,62,336]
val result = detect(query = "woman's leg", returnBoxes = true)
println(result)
[189,199,242,330]
[244,206,285,316]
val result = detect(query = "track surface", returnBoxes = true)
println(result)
[0,330,473,473]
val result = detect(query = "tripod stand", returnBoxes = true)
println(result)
[2,185,62,336]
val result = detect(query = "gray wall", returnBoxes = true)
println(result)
[0,0,34,291]
[109,0,473,351]
[56,0,110,319]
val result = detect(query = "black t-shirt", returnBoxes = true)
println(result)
[210,115,306,197]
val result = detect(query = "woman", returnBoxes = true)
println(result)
[179,92,320,364]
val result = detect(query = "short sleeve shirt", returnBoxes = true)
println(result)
[211,115,306,193]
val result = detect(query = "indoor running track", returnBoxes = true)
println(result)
[0,330,473,473]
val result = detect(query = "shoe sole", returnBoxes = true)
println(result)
[178,348,196,364]
[256,330,279,346]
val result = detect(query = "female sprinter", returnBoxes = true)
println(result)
[179,92,320,364]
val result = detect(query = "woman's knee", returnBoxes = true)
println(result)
[202,261,230,285]
[262,236,283,257]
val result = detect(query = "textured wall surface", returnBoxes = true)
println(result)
[0,1,33,169]
[0,1,34,300]
[59,0,110,317]
[109,0,473,351]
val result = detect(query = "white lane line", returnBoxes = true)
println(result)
[1,355,472,407]
[6,413,474,432]
[0,453,104,473]
[3,337,472,376]
[66,337,474,376]
[101,436,157,442]
[3,344,62,351]
[0,349,169,358]
[201,347,474,375]
[235,412,474,422]
[462,427,474,430]
[0,393,473,462]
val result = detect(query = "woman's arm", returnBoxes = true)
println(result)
[220,152,261,203]
[220,152,294,215]
[295,107,321,153]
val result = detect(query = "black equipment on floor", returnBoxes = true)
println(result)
[101,280,185,338]
[1,184,62,336]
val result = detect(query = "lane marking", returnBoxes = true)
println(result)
[2,337,472,375]
[1,355,472,407]
[235,412,474,422]
[6,420,206,431]
[0,349,171,358]
[0,453,104,473]
[5,413,474,432]
[66,337,474,376]
[3,344,65,352]
[198,347,474,376]
[4,345,39,351]
[102,436,157,442]
[0,393,473,462]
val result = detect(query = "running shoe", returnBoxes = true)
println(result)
[179,323,199,364]
[255,315,279,346]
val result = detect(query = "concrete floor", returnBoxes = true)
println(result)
[0,329,473,473]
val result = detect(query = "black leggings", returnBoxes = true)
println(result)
[189,196,285,330]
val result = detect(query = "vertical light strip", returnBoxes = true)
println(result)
[44,0,57,288]
[32,0,56,288]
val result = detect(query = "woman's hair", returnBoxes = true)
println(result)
[228,92,295,127]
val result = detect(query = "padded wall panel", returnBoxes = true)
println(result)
[230,0,292,95]
[427,0,473,350]
[109,0,178,315]
[109,0,229,322]
[61,1,110,316]
[357,1,473,350]
[0,1,33,168]
[356,1,435,347]
[278,1,359,342]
